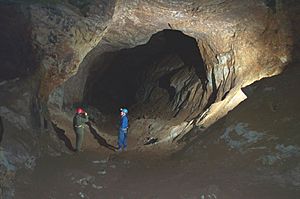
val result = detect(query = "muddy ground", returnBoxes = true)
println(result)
[14,146,300,199]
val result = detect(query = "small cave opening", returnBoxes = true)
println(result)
[83,30,208,133]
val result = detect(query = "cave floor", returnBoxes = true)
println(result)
[14,148,299,199]
[12,64,300,199]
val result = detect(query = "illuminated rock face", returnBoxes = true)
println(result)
[31,0,292,99]
[3,1,293,147]
[0,1,299,197]
[40,0,292,145]
[0,0,295,149]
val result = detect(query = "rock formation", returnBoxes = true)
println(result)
[0,0,299,198]
[44,0,292,147]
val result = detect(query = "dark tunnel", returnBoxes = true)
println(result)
[0,5,37,81]
[83,30,208,119]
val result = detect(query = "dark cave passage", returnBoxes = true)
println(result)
[83,30,208,120]
[0,5,37,81]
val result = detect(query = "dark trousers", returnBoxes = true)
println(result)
[75,127,84,151]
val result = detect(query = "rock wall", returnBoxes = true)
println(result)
[0,4,36,81]
[0,0,295,151]
[0,0,299,198]
[20,0,290,98]
[46,0,292,145]
[179,63,300,188]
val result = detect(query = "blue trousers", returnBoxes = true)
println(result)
[118,129,127,149]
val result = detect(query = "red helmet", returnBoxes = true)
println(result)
[76,108,85,114]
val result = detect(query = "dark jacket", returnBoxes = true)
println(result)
[73,113,89,128]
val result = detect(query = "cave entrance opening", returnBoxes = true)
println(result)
[83,29,207,134]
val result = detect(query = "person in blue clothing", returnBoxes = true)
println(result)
[117,108,129,152]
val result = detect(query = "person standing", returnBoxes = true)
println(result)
[73,107,89,152]
[118,108,129,152]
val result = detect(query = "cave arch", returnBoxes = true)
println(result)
[83,29,208,120]
[43,0,291,150]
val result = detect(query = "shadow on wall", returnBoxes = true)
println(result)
[87,122,117,151]
[0,5,37,81]
[51,122,74,151]
[0,116,3,144]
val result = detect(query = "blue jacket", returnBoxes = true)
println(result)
[120,115,128,130]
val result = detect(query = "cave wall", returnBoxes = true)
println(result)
[0,0,295,155]
[0,0,293,146]
[0,1,298,197]
[0,5,36,81]
[45,0,292,144]
[30,0,291,99]
[287,0,300,61]
[28,0,116,99]
[179,60,300,187]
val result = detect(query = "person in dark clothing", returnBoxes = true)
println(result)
[117,108,129,152]
[73,107,89,152]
